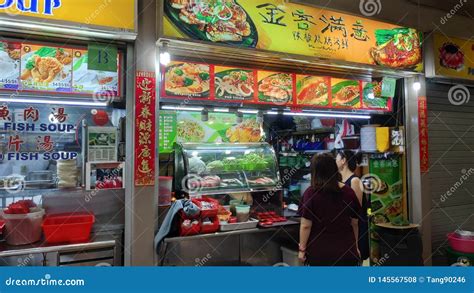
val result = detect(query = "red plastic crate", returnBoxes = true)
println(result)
[192,197,219,218]
[179,219,201,236]
[200,217,219,234]
[42,213,94,244]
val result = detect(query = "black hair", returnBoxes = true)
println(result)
[337,150,361,172]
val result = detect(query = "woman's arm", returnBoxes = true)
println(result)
[351,218,360,257]
[299,217,313,261]
[351,177,364,206]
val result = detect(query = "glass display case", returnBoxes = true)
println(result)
[174,143,281,197]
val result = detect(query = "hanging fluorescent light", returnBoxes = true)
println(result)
[161,105,203,111]
[266,111,370,119]
[413,76,421,91]
[238,109,259,114]
[161,105,261,114]
[0,97,108,107]
[159,42,171,66]
[214,108,229,112]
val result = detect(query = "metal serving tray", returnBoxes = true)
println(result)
[220,218,259,232]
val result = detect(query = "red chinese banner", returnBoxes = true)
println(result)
[134,71,156,186]
[418,96,429,173]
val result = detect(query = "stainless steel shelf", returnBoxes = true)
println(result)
[188,186,282,196]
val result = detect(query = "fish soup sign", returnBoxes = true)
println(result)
[163,0,423,71]
[0,0,135,31]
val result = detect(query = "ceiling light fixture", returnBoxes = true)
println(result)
[0,97,108,107]
[159,42,171,66]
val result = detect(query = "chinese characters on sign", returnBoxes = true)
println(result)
[257,3,286,26]
[134,71,156,186]
[418,96,429,173]
[164,0,423,71]
[0,106,77,162]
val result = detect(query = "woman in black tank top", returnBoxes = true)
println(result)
[336,150,370,261]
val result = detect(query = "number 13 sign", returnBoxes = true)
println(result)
[88,43,118,72]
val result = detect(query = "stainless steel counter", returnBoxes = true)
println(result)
[0,233,120,266]
[0,236,115,258]
[159,220,300,266]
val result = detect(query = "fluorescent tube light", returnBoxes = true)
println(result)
[0,97,108,107]
[266,111,370,119]
[214,108,229,112]
[161,105,204,111]
[238,109,259,114]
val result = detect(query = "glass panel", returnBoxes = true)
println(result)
[177,143,280,196]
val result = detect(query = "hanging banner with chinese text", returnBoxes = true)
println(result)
[163,0,423,71]
[418,96,429,173]
[135,71,156,186]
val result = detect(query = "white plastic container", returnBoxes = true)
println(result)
[1,207,44,245]
[280,246,303,266]
[360,124,379,152]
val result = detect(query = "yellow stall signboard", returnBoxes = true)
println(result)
[163,0,423,71]
[0,0,135,31]
[433,33,474,81]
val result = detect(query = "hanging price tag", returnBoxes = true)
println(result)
[88,43,118,72]
[381,77,396,97]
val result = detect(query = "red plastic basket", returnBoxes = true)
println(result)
[448,233,474,254]
[42,213,95,244]
[179,218,201,236]
[200,217,219,234]
[192,197,219,218]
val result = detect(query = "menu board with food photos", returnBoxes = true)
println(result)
[0,40,121,97]
[0,41,20,90]
[161,60,393,112]
[158,111,262,152]
[214,66,256,101]
[256,71,293,105]
[331,78,361,108]
[296,75,330,107]
[72,49,120,96]
[362,80,392,111]
[20,44,73,92]
[163,61,211,99]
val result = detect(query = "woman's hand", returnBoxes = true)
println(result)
[298,251,306,262]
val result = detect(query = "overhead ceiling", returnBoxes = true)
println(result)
[408,0,473,18]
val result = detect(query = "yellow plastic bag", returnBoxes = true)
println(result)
[376,127,390,152]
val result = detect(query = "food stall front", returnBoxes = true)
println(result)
[0,1,136,266]
[156,0,425,266]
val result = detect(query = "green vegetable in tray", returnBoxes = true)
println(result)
[207,160,224,172]
[242,153,268,171]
